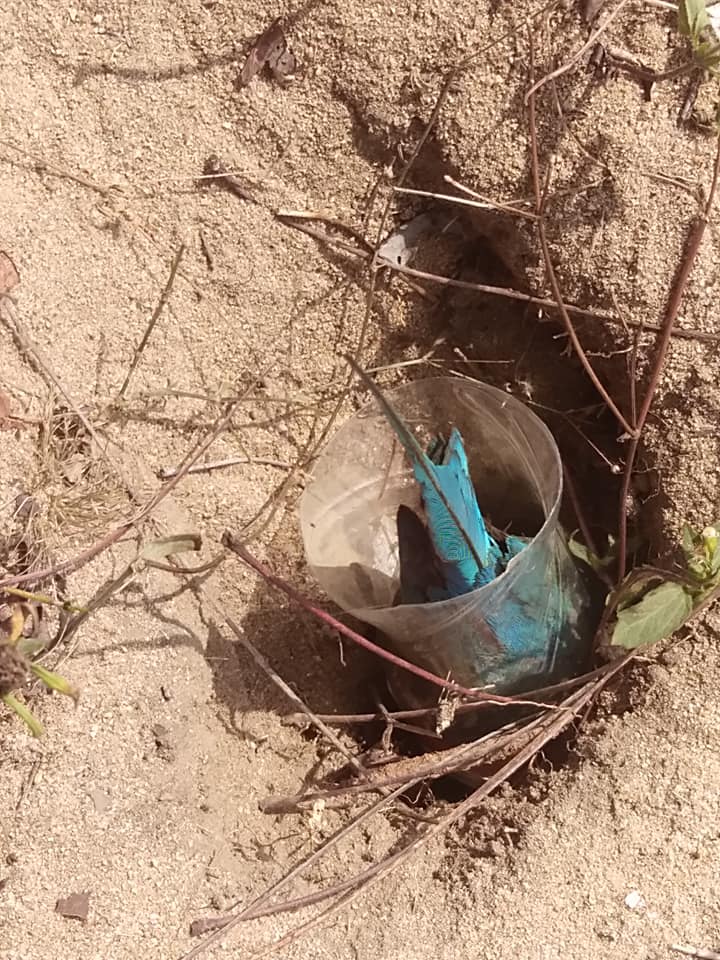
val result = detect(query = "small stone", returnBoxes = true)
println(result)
[624,890,646,910]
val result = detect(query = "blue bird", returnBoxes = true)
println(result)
[347,358,579,689]
[347,357,524,598]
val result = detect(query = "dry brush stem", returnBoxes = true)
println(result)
[616,132,720,580]
[183,659,629,960]
[221,531,552,708]
[526,45,636,439]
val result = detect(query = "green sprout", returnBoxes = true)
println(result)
[678,0,720,74]
[600,521,720,655]
[0,603,78,737]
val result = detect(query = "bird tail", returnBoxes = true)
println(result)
[346,355,486,585]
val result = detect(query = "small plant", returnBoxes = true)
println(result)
[0,600,78,737]
[0,533,201,736]
[599,522,720,654]
[678,0,720,74]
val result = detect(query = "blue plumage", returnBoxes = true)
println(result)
[346,357,571,680]
[412,426,520,598]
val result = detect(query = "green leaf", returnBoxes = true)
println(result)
[568,535,602,571]
[2,693,44,737]
[2,586,86,615]
[16,636,49,658]
[30,663,79,702]
[681,522,698,560]
[696,38,720,69]
[140,533,201,563]
[679,0,710,39]
[609,580,694,650]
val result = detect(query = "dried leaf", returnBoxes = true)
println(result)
[140,533,201,563]
[376,213,434,267]
[55,891,90,921]
[239,19,287,87]
[609,579,694,650]
[0,251,20,296]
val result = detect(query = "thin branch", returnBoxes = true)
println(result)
[156,455,293,480]
[525,0,632,101]
[0,138,113,196]
[282,659,630,728]
[225,616,368,777]
[261,716,547,812]
[392,184,538,221]
[616,132,720,580]
[118,244,185,398]
[526,41,636,438]
[380,261,717,343]
[221,531,552,708]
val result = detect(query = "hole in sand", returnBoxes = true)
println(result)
[304,198,661,803]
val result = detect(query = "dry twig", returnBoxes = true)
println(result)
[221,531,551,707]
[616,132,720,579]
[225,615,368,777]
[118,244,185,398]
[526,40,636,438]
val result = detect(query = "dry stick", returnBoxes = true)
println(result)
[672,947,720,960]
[380,261,717,344]
[221,531,551,708]
[233,668,628,960]
[616,135,720,580]
[157,456,292,480]
[443,174,538,215]
[525,0,632,101]
[277,217,371,259]
[276,209,374,254]
[0,400,240,590]
[224,615,367,778]
[180,785,412,960]
[118,244,185,398]
[392,184,539,221]
[526,54,636,439]
[0,138,113,196]
[283,659,624,727]
[261,716,548,813]
[0,297,117,469]
[276,216,434,300]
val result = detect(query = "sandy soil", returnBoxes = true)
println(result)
[1,1,720,958]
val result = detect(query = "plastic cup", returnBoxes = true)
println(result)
[300,377,595,703]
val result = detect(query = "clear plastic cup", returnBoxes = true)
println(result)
[300,377,595,703]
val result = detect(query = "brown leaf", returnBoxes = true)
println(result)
[55,891,90,921]
[0,252,20,296]
[239,18,286,87]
